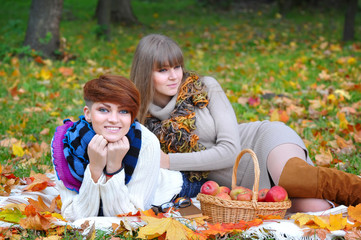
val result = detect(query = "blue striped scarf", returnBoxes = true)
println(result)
[61,115,142,192]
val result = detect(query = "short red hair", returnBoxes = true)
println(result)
[83,75,140,123]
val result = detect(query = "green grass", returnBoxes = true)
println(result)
[0,0,361,238]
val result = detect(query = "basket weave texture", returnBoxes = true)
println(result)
[197,149,291,224]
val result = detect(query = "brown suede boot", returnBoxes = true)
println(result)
[278,157,361,206]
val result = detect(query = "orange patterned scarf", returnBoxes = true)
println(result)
[145,72,209,181]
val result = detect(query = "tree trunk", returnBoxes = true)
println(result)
[277,0,294,15]
[110,0,139,26]
[23,0,63,59]
[343,0,358,42]
[96,0,111,41]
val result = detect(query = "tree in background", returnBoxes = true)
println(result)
[96,0,111,40]
[23,0,63,58]
[110,0,139,25]
[95,0,139,40]
[343,0,358,41]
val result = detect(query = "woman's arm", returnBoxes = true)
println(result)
[99,125,161,215]
[169,76,241,171]
[56,166,102,222]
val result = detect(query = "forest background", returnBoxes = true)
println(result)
[1,0,361,187]
[0,0,360,237]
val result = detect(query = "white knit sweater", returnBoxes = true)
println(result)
[54,124,183,222]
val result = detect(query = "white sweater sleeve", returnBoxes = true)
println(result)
[99,125,161,215]
[56,166,104,222]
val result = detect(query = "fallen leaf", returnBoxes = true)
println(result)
[0,207,25,223]
[12,142,25,157]
[303,228,329,240]
[315,148,333,167]
[348,204,361,223]
[138,216,193,240]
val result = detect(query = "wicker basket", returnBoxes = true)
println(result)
[197,149,291,224]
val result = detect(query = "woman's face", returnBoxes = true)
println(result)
[151,64,183,107]
[84,102,131,143]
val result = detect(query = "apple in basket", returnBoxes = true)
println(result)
[230,186,252,200]
[265,186,288,202]
[257,188,269,202]
[215,192,232,200]
[200,180,219,196]
[218,186,231,195]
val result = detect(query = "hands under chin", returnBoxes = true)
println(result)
[88,134,108,182]
[88,135,130,182]
[106,136,130,173]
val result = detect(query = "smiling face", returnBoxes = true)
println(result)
[84,102,131,143]
[152,64,183,107]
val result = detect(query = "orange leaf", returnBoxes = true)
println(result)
[19,213,52,230]
[58,67,73,77]
[24,205,38,216]
[258,214,282,220]
[348,204,361,223]
[221,219,263,232]
[34,56,45,65]
[23,181,48,192]
[201,222,228,237]
[23,173,55,192]
[27,196,54,213]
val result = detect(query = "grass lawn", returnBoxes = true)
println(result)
[0,0,360,239]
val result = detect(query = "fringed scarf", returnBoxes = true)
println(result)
[145,72,209,182]
[52,115,142,192]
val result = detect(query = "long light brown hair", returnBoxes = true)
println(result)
[130,34,184,124]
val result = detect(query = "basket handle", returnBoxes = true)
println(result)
[231,149,260,206]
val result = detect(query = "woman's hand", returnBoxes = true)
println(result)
[160,151,170,169]
[88,134,108,182]
[106,136,130,174]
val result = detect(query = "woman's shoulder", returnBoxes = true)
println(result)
[139,124,161,147]
[199,75,224,93]
[200,75,221,88]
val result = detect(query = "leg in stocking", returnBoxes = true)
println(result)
[267,144,332,212]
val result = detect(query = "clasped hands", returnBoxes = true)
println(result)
[88,134,130,182]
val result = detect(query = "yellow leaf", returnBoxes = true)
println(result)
[328,214,347,231]
[138,216,191,240]
[39,68,53,80]
[335,89,351,100]
[313,215,329,229]
[12,142,25,157]
[0,207,26,223]
[291,213,315,227]
[348,204,361,223]
[337,112,349,129]
[270,109,279,121]
[347,57,356,65]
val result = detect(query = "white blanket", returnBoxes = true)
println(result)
[0,174,350,239]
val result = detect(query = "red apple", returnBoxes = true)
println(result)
[265,186,288,202]
[236,191,252,201]
[258,188,269,202]
[215,192,232,200]
[200,180,219,196]
[218,186,231,195]
[230,186,252,200]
